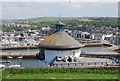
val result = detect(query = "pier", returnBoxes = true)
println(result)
[1,46,38,50]
[1,52,36,58]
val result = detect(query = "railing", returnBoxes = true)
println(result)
[49,56,57,66]
[51,62,108,67]
[80,53,120,64]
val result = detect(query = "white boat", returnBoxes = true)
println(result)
[7,56,13,59]
[2,36,19,46]
[1,39,10,46]
[17,56,23,59]
[9,39,18,46]
[0,60,11,63]
[24,37,37,46]
[0,64,5,68]
[39,38,44,41]
[9,65,21,67]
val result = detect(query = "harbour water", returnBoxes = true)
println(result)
[1,46,114,53]
[1,46,117,67]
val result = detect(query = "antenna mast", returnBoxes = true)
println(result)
[59,13,61,21]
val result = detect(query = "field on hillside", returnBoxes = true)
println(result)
[78,18,94,22]
[2,68,119,79]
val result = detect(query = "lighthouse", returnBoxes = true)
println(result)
[37,21,83,65]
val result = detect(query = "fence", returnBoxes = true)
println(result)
[51,62,108,67]
[80,53,120,63]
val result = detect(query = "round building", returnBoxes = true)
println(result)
[37,21,83,64]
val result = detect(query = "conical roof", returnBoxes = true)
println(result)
[55,21,65,26]
[38,31,83,50]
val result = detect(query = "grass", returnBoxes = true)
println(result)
[33,73,116,79]
[2,68,119,79]
[21,17,74,22]
[3,73,119,79]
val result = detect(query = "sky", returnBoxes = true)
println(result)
[0,0,119,19]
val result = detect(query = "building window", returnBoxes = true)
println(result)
[73,51,75,56]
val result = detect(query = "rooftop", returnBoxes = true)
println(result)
[38,31,83,50]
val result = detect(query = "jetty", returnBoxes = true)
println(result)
[1,46,38,50]
[1,52,37,58]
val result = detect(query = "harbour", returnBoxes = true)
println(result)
[1,46,120,68]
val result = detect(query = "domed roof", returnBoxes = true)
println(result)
[55,21,65,26]
[38,31,83,50]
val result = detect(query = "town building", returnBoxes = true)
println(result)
[90,33,105,40]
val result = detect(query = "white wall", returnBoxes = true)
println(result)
[45,49,81,63]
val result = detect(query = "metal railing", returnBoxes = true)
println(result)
[49,56,57,66]
[80,53,120,64]
[49,53,120,67]
[51,62,108,67]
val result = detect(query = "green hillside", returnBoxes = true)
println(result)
[1,17,118,32]
[15,17,75,23]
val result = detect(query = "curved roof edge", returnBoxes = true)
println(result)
[37,45,83,50]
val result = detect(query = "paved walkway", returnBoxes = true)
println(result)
[55,57,113,63]
[77,57,113,64]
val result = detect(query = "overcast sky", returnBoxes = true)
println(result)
[1,1,119,19]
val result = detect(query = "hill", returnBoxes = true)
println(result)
[1,17,118,32]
